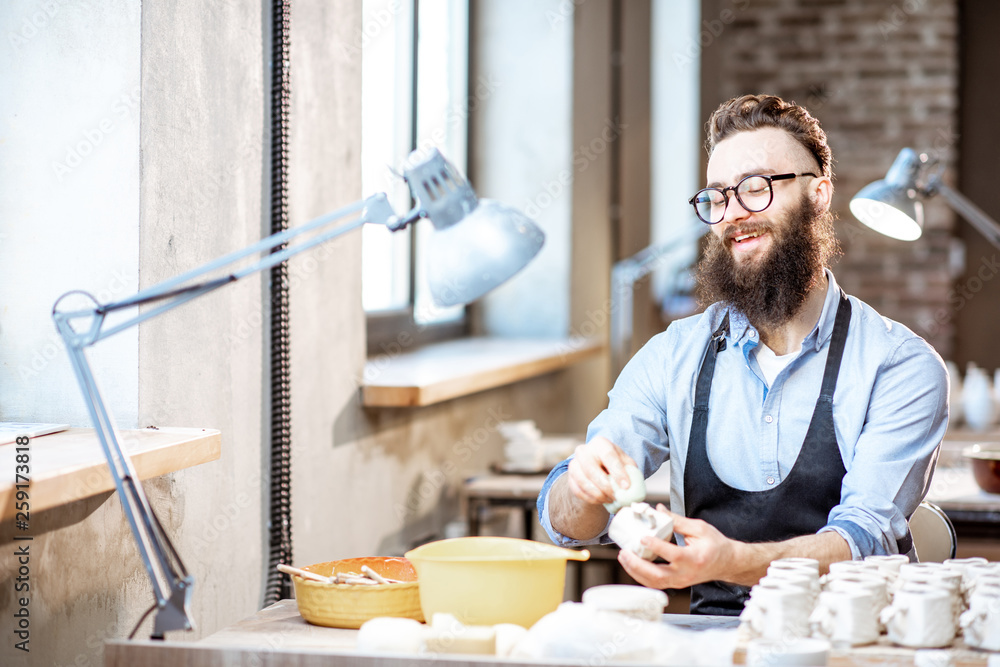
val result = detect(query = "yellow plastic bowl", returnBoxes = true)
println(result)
[404,536,590,628]
[292,557,424,628]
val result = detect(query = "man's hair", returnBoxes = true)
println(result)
[706,94,833,178]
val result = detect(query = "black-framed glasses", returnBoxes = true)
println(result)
[688,172,817,224]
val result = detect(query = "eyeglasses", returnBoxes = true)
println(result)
[688,172,817,224]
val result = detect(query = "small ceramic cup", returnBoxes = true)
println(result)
[881,587,957,648]
[960,588,1000,651]
[825,571,887,600]
[741,586,814,641]
[760,571,819,602]
[608,502,674,561]
[864,554,910,588]
[808,589,879,647]
[770,558,820,576]
[581,584,668,623]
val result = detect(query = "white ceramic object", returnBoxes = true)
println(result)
[746,638,830,667]
[608,501,673,560]
[881,587,957,648]
[946,361,964,428]
[960,589,1000,651]
[994,368,1000,423]
[581,584,668,622]
[741,586,813,641]
[602,465,647,514]
[962,365,996,432]
[809,589,879,647]
[356,617,426,654]
[914,649,954,667]
[770,557,820,575]
[759,572,819,602]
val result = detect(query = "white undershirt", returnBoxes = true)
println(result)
[753,342,800,387]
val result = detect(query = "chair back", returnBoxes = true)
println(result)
[909,500,957,562]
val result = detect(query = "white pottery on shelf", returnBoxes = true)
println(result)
[962,365,996,432]
[946,361,963,428]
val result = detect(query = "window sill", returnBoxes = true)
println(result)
[361,336,604,407]
[0,427,221,519]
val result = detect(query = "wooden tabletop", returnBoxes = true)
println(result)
[105,599,996,667]
[0,427,221,521]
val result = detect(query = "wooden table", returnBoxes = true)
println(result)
[105,599,739,666]
[106,599,995,667]
[0,427,221,521]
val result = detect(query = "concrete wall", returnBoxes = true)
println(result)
[0,1,614,665]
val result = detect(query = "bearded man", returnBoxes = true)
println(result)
[537,94,949,616]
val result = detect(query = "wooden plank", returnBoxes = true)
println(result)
[0,427,221,520]
[361,337,604,407]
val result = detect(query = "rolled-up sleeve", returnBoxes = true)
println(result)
[822,337,949,558]
[537,334,674,546]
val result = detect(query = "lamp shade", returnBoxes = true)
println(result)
[425,199,545,307]
[402,149,545,307]
[849,148,924,241]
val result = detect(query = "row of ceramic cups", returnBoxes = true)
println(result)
[739,555,1000,649]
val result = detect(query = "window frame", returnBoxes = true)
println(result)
[363,0,472,356]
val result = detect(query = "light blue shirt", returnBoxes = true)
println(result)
[539,270,949,558]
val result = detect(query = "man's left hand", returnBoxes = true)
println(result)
[616,504,742,589]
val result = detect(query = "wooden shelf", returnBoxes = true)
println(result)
[0,427,221,520]
[361,336,604,407]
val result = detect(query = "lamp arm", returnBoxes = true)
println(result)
[51,190,404,638]
[934,182,1000,251]
[610,223,707,377]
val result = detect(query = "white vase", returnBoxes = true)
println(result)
[994,368,1000,427]
[946,361,963,428]
[962,366,995,432]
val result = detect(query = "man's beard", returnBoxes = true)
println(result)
[695,193,840,331]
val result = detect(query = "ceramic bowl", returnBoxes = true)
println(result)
[291,556,423,628]
[963,443,1000,494]
[405,536,590,628]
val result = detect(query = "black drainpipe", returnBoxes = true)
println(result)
[264,0,293,606]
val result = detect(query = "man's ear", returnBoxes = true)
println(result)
[812,175,834,211]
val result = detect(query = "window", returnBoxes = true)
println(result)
[361,0,469,348]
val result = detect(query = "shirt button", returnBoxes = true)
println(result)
[766,477,775,485]
[764,415,773,424]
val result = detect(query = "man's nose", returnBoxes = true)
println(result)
[721,193,752,225]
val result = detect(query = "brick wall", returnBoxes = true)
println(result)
[700,0,960,358]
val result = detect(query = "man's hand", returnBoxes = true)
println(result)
[565,437,638,506]
[617,506,740,589]
[616,504,852,588]
[548,437,637,540]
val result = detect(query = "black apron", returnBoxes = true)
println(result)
[683,291,858,616]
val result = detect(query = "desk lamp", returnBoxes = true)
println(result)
[850,147,1000,251]
[610,223,707,377]
[51,148,544,638]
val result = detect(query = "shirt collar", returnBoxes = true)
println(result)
[711,268,842,351]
